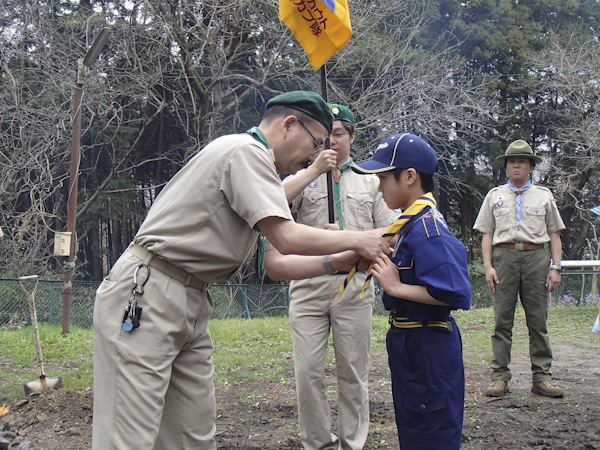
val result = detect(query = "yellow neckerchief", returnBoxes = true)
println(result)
[334,192,437,300]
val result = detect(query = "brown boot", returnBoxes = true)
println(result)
[485,380,509,397]
[531,380,564,398]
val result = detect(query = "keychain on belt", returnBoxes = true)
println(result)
[122,264,150,332]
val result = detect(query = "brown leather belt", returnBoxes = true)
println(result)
[495,243,545,251]
[127,244,208,290]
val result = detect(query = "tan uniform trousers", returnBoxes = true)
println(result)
[92,251,216,450]
[289,271,373,450]
[490,246,553,383]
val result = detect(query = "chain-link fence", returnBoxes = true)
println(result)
[0,279,100,329]
[0,280,297,329]
[1,273,597,329]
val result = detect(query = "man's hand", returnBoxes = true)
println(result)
[485,266,499,295]
[351,231,390,261]
[311,149,337,175]
[546,269,561,293]
[371,254,401,296]
[331,251,362,272]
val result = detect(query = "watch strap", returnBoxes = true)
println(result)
[323,255,336,275]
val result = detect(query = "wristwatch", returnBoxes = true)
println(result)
[323,255,336,275]
[549,263,564,272]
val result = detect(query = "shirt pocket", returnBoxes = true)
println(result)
[297,190,328,227]
[345,191,374,230]
[492,206,512,232]
[392,250,414,284]
[523,206,547,238]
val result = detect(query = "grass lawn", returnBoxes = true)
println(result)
[0,306,598,403]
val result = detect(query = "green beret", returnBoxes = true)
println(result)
[329,104,354,124]
[266,91,334,133]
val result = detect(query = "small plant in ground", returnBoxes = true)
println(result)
[556,292,599,307]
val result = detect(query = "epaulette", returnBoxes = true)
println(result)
[533,185,553,194]
[488,185,505,195]
[421,211,443,238]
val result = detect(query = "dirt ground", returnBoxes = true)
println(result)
[1,342,599,450]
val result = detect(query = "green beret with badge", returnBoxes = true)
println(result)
[266,91,334,133]
[329,103,354,124]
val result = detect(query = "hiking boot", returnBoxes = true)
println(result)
[531,380,564,398]
[485,380,509,397]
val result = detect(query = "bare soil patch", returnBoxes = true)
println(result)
[1,343,599,449]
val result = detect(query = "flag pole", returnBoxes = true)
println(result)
[321,64,335,224]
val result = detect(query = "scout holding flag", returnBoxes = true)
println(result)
[264,132,471,450]
[280,0,353,222]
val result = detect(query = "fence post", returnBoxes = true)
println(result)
[244,285,251,319]
[51,281,56,326]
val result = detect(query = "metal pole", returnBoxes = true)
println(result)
[320,64,335,224]
[61,28,110,334]
[63,61,84,334]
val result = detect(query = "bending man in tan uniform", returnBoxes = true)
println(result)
[91,91,389,450]
[473,140,565,398]
[266,104,397,450]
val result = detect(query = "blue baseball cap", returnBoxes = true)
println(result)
[352,133,438,175]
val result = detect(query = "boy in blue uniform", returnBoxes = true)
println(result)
[352,133,471,450]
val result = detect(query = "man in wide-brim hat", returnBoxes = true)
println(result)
[495,139,542,165]
[474,139,566,399]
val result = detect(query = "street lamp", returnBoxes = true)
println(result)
[62,28,111,334]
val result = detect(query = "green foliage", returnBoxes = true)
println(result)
[468,262,486,280]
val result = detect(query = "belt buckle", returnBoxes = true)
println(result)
[514,242,524,251]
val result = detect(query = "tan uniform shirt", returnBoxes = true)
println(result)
[135,134,293,282]
[473,184,565,245]
[289,168,397,231]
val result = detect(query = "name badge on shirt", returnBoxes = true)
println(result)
[347,188,356,193]
[528,206,542,211]
[495,196,505,207]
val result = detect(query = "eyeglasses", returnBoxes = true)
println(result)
[331,130,349,139]
[297,118,325,154]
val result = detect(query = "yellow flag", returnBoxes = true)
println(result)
[280,0,352,71]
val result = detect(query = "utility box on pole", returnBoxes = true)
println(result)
[54,232,72,256]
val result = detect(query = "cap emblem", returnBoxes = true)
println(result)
[375,142,389,152]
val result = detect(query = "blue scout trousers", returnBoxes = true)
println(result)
[387,316,464,450]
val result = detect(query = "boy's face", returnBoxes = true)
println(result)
[329,121,354,165]
[377,171,409,210]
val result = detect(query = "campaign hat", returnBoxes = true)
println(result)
[496,140,542,164]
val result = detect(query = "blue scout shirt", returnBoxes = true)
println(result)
[383,207,471,319]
